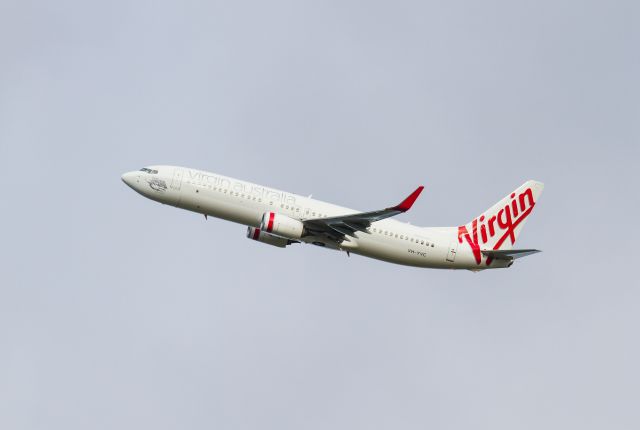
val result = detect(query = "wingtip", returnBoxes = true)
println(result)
[394,185,424,212]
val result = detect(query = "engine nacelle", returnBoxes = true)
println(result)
[259,212,304,239]
[246,227,289,248]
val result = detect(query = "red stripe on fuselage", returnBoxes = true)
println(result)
[267,212,275,232]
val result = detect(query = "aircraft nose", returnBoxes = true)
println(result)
[121,171,137,188]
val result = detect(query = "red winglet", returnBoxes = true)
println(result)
[393,186,424,212]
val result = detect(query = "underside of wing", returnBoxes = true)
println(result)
[302,186,424,242]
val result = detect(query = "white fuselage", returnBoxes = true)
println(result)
[122,166,510,270]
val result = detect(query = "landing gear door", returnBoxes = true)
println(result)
[171,168,184,190]
[446,241,458,262]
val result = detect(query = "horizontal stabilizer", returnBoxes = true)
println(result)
[481,249,541,261]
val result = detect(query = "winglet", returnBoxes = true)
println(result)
[393,186,424,212]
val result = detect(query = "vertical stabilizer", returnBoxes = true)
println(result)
[457,180,544,265]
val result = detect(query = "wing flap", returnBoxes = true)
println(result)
[328,224,358,237]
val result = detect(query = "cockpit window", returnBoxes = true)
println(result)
[139,168,158,174]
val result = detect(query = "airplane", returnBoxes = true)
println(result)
[121,166,544,271]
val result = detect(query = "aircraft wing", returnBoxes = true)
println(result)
[481,249,541,260]
[302,186,424,241]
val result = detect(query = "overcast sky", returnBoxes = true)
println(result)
[1,1,639,429]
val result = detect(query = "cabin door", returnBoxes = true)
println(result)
[446,241,458,262]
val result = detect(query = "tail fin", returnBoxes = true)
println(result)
[458,180,544,264]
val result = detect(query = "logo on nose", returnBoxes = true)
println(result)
[147,178,167,192]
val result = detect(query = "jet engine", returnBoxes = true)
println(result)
[246,227,290,248]
[259,212,305,239]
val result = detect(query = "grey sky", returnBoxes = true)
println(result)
[1,1,639,429]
